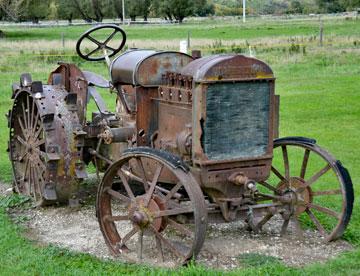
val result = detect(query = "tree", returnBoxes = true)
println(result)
[105,0,122,20]
[0,0,24,21]
[153,0,195,22]
[171,0,194,22]
[19,0,50,23]
[57,0,113,22]
[340,0,360,10]
[153,0,173,20]
[288,0,304,13]
[126,0,139,21]
[137,0,151,21]
[194,0,215,16]
[316,0,346,12]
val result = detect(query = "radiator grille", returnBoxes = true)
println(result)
[202,82,270,160]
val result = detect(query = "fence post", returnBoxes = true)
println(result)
[319,20,323,47]
[61,32,65,48]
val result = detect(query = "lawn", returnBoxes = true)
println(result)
[0,15,359,274]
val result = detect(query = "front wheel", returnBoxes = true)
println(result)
[257,137,354,241]
[96,147,207,266]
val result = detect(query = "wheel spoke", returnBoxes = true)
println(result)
[280,218,290,236]
[155,236,164,262]
[282,145,290,180]
[36,157,47,172]
[307,203,340,219]
[31,110,39,133]
[150,225,187,259]
[135,158,149,191]
[103,215,129,222]
[85,46,101,58]
[104,30,118,44]
[33,138,45,148]
[119,227,139,247]
[258,181,282,195]
[33,164,43,197]
[105,187,132,204]
[105,45,116,52]
[300,149,310,179]
[168,218,193,237]
[292,216,304,238]
[18,151,28,162]
[29,164,35,198]
[163,181,183,203]
[23,158,30,180]
[34,163,45,189]
[138,231,144,261]
[117,170,135,201]
[271,165,286,181]
[21,102,29,129]
[16,135,27,147]
[26,96,31,132]
[34,126,43,140]
[154,206,193,218]
[86,34,102,46]
[312,189,342,196]
[297,164,331,193]
[33,165,40,201]
[255,212,274,230]
[17,117,28,139]
[306,208,326,236]
[30,97,35,134]
[144,164,163,207]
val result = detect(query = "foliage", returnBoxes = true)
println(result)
[0,0,24,21]
[316,0,346,13]
[0,194,30,209]
[1,0,359,23]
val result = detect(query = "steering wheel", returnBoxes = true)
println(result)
[76,24,126,61]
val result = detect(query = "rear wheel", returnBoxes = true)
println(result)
[10,92,48,204]
[9,79,85,205]
[96,148,207,266]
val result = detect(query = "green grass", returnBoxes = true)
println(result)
[1,16,360,41]
[0,16,359,274]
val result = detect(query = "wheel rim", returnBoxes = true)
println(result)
[10,92,47,202]
[9,84,85,204]
[97,151,207,266]
[257,140,353,241]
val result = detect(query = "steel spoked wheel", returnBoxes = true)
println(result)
[258,137,353,241]
[96,148,207,266]
[10,92,47,203]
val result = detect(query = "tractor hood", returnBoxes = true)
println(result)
[180,54,274,82]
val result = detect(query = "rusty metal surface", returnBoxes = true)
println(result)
[9,83,85,204]
[96,148,207,264]
[83,71,110,88]
[111,50,193,87]
[48,64,88,125]
[180,54,274,82]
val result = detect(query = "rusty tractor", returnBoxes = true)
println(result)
[8,25,354,265]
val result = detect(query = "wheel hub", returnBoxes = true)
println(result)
[278,177,312,215]
[128,195,166,231]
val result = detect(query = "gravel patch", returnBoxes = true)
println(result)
[15,204,353,270]
[0,183,353,270]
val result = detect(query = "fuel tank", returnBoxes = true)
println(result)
[110,49,193,87]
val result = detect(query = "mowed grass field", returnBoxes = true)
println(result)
[0,16,360,274]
